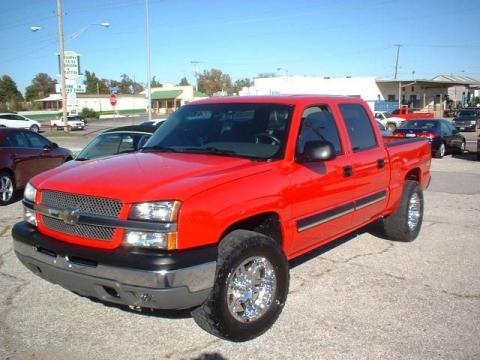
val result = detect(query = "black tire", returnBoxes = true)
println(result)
[29,124,40,133]
[433,142,445,158]
[0,171,16,206]
[381,180,423,242]
[192,230,289,342]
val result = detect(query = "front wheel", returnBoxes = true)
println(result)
[0,171,15,205]
[192,230,289,342]
[381,180,424,242]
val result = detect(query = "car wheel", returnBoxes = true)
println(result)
[386,122,397,132]
[458,141,466,154]
[192,229,289,342]
[0,171,15,205]
[381,180,424,242]
[434,142,445,158]
[30,124,40,133]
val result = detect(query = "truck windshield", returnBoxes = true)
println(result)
[143,103,294,160]
[458,110,476,117]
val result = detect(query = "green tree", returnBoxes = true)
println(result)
[232,78,253,94]
[177,77,190,86]
[25,73,56,101]
[197,69,233,96]
[118,74,144,94]
[0,75,24,110]
[83,70,109,94]
[151,76,162,88]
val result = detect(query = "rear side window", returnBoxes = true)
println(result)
[339,104,377,151]
[4,132,29,147]
[297,105,342,155]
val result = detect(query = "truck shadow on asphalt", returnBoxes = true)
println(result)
[451,152,479,162]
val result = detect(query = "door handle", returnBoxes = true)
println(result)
[343,165,354,177]
[377,158,385,169]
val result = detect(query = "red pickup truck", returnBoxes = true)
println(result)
[13,96,431,341]
[392,106,434,120]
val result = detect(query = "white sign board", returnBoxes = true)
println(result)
[56,83,86,94]
[58,51,81,80]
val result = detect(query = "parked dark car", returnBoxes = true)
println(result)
[393,119,466,159]
[72,124,158,162]
[0,128,73,204]
[453,108,480,131]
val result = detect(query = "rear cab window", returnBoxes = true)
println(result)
[339,103,377,152]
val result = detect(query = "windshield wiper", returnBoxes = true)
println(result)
[141,146,178,153]
[181,147,237,156]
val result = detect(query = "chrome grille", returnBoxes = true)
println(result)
[42,216,115,241]
[42,190,122,217]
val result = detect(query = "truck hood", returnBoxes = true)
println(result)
[32,152,271,203]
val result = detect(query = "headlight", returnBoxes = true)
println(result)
[24,183,37,203]
[124,230,177,250]
[129,201,181,222]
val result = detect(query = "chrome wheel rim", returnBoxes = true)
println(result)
[440,143,445,157]
[407,192,421,231]
[226,256,277,323]
[0,176,13,202]
[461,142,465,152]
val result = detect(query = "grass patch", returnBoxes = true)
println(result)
[41,131,83,137]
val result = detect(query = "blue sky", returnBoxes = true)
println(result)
[1,0,480,94]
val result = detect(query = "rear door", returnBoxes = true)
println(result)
[287,105,356,254]
[337,103,390,226]
[23,131,65,173]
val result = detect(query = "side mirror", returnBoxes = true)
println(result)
[51,142,59,149]
[298,140,336,163]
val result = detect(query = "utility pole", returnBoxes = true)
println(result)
[191,61,200,91]
[57,0,69,132]
[394,44,402,80]
[146,0,152,121]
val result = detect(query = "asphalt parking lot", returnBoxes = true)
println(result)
[1,122,479,360]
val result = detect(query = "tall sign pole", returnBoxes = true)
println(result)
[57,0,69,132]
[146,0,152,121]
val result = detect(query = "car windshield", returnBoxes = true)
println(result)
[458,110,476,117]
[76,132,151,160]
[143,103,294,160]
[399,120,439,130]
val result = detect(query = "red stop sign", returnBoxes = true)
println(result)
[110,94,117,106]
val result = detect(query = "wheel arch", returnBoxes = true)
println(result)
[220,211,284,247]
[405,167,421,183]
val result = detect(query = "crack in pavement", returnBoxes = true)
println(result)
[0,225,12,237]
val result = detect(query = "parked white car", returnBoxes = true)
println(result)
[374,111,405,131]
[51,116,85,130]
[0,113,41,132]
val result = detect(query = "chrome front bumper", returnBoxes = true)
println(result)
[14,235,216,310]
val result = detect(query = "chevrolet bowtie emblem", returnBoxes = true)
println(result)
[52,208,80,225]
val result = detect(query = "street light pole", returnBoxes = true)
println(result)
[56,0,69,132]
[146,0,152,121]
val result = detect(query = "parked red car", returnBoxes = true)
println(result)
[0,128,73,205]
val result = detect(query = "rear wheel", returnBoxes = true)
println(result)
[29,124,40,133]
[381,180,423,242]
[386,122,397,132]
[0,171,15,205]
[434,142,445,158]
[192,230,289,342]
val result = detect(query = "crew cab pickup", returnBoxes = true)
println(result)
[392,105,434,120]
[13,96,431,341]
[374,111,405,131]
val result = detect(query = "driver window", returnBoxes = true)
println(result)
[297,105,343,156]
